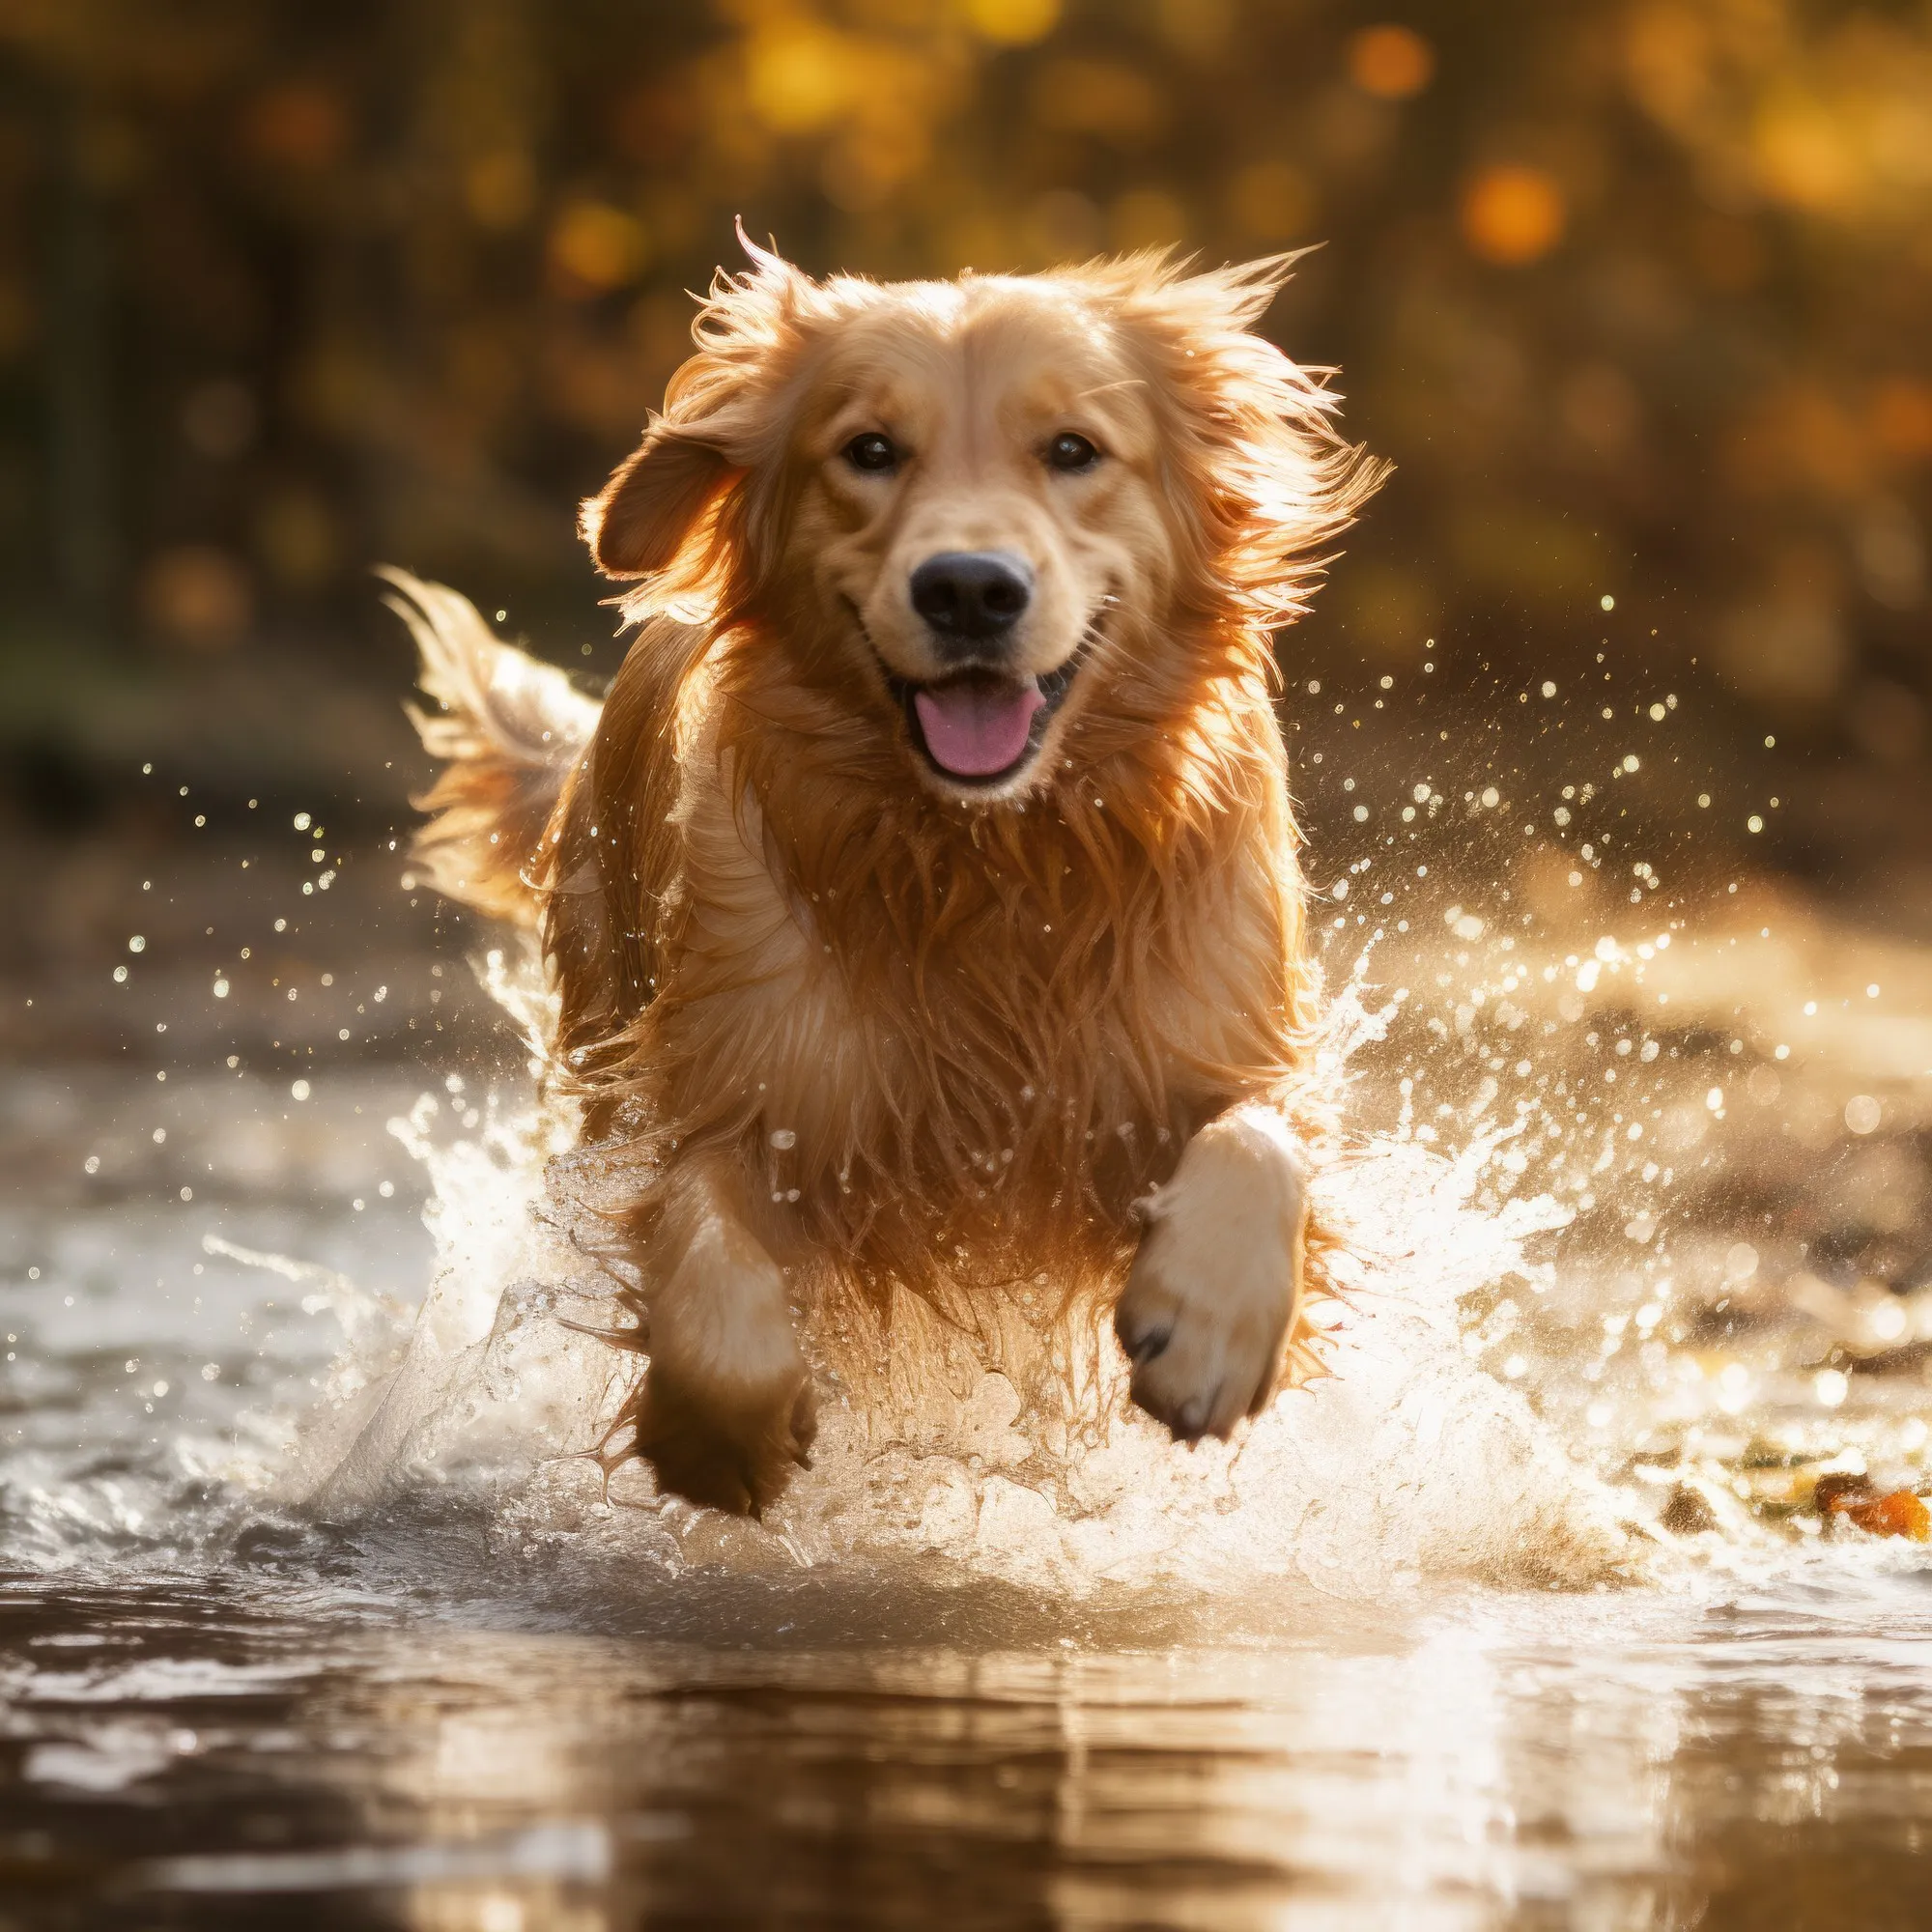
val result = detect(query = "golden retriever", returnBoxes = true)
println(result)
[388,240,1380,1516]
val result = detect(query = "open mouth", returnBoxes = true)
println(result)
[886,645,1089,787]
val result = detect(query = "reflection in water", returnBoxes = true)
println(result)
[4,1575,1930,1927]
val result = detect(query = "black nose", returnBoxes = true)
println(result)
[909,551,1033,645]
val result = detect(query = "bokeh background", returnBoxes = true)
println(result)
[2,0,1930,1065]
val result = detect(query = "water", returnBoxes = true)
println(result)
[6,799,1932,1923]
[8,1572,1930,1931]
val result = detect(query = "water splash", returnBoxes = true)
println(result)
[20,717,1927,1608]
[261,943,1638,1601]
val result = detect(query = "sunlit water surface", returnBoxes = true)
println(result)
[6,853,1932,1925]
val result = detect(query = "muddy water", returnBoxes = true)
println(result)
[6,824,1932,1924]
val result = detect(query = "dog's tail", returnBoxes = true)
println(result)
[382,566,601,929]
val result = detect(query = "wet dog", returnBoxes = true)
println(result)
[391,241,1380,1515]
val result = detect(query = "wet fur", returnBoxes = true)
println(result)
[397,244,1382,1513]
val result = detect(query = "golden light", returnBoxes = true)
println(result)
[548,202,649,293]
[1620,5,1710,128]
[1872,377,1932,459]
[1460,164,1565,265]
[1348,24,1435,100]
[964,0,1062,48]
[1752,101,1858,213]
[745,23,853,134]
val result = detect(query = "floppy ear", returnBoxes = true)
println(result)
[578,231,822,616]
[580,430,735,581]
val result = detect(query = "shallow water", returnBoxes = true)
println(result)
[7,868,1932,1923]
[7,1564,1932,1930]
[3,1553,1932,1932]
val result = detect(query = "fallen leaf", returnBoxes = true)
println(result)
[1827,1487,1931,1542]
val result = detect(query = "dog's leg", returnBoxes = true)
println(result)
[1112,1104,1309,1442]
[630,1159,816,1516]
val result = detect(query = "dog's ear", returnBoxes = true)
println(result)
[581,431,734,581]
[1088,249,1388,626]
[580,231,818,607]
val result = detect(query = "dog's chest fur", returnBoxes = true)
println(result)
[643,743,1301,1280]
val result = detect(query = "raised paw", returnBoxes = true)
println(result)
[633,1357,817,1518]
[1114,1106,1308,1443]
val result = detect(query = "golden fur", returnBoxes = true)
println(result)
[398,242,1382,1515]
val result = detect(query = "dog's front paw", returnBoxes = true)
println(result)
[632,1355,817,1518]
[634,1205,817,1517]
[1114,1107,1308,1442]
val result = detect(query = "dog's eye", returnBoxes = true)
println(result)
[1046,432,1100,472]
[844,432,898,473]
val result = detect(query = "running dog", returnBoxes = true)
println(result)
[390,239,1380,1515]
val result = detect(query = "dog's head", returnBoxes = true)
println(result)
[582,238,1379,801]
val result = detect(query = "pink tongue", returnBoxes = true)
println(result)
[913,677,1044,777]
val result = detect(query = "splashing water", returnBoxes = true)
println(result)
[11,889,1929,1621]
[202,850,1925,1614]
[9,669,1931,1618]
[172,938,1621,1605]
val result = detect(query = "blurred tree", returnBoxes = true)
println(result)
[0,0,1923,763]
